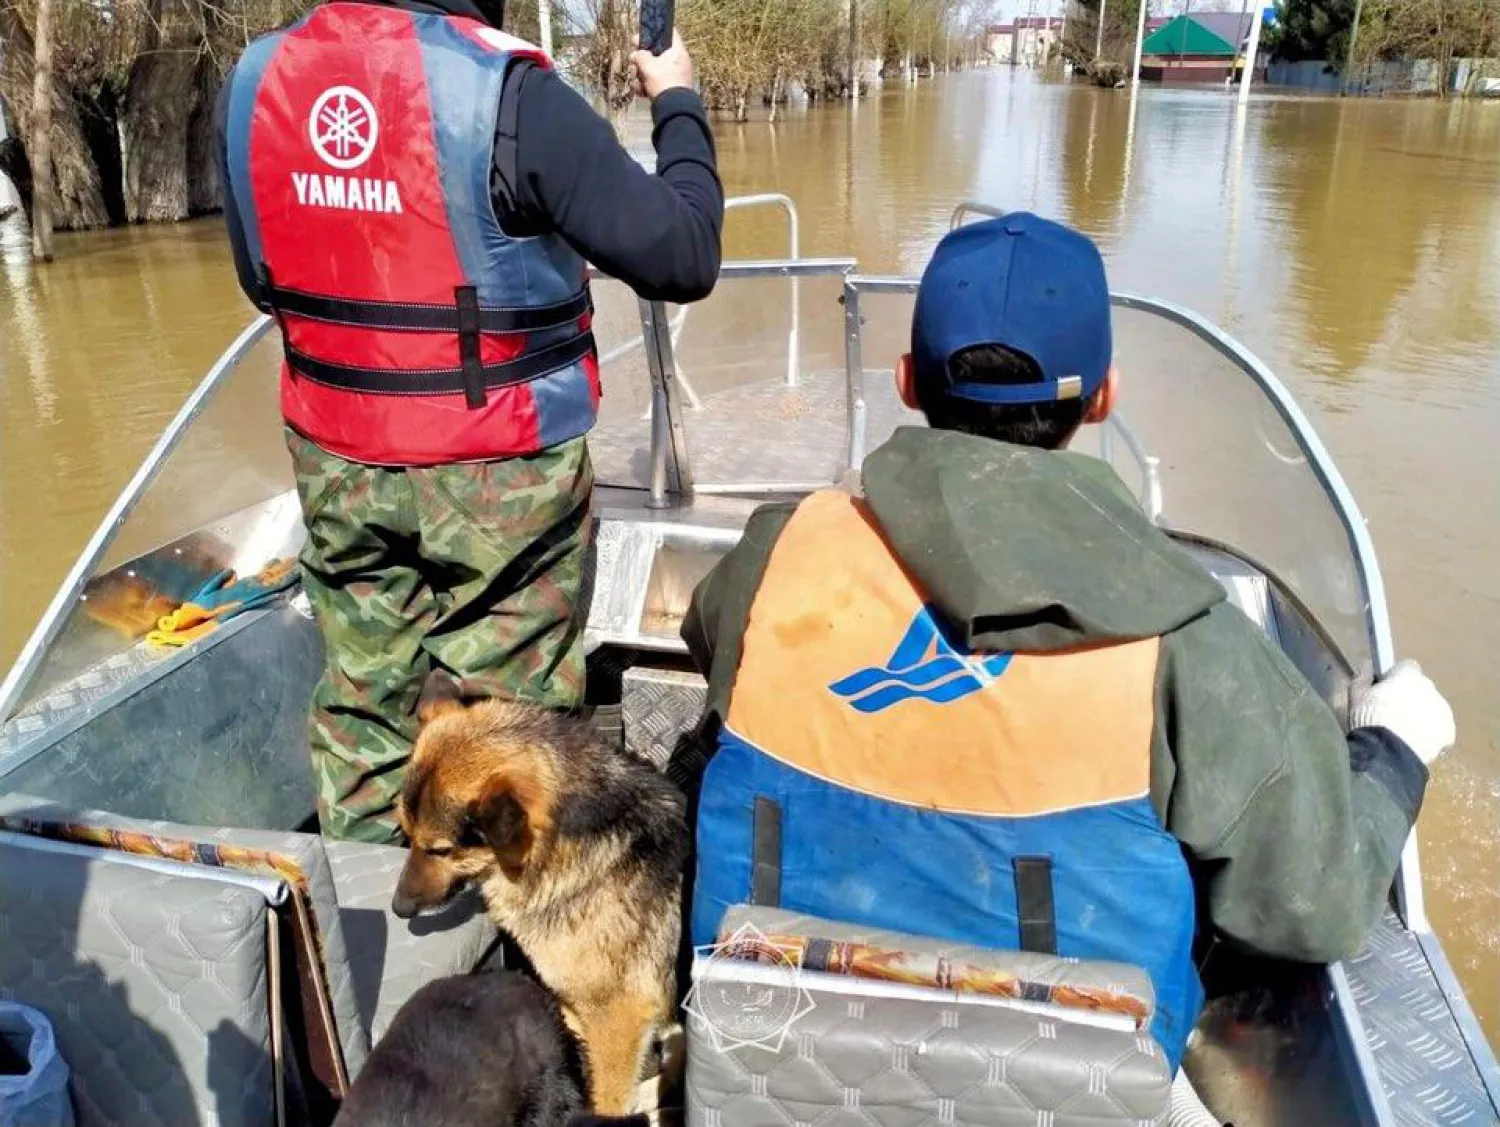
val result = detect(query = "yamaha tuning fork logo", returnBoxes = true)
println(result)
[309,86,380,170]
[292,85,403,214]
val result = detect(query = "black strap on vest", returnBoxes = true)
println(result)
[1014,856,1058,954]
[750,796,783,907]
[455,286,486,409]
[261,279,591,334]
[284,330,596,398]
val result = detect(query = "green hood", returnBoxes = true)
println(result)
[861,427,1225,653]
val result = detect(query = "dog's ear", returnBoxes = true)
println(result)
[417,669,467,725]
[469,778,534,873]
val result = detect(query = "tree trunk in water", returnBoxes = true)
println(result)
[768,69,781,124]
[847,0,860,96]
[187,59,223,215]
[29,0,56,259]
[121,0,201,223]
[736,87,749,122]
[0,9,110,233]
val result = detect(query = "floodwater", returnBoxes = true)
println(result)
[2,69,1498,1039]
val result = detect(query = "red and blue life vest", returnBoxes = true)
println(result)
[692,490,1203,1070]
[222,2,598,465]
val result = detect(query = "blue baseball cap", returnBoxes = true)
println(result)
[911,213,1112,406]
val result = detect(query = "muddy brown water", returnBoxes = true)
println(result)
[2,68,1497,1042]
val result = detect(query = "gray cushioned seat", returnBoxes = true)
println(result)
[687,906,1172,1127]
[0,795,496,1126]
[323,839,496,1045]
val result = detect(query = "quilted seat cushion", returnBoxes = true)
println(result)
[0,832,276,1127]
[0,794,367,1074]
[688,978,1171,1127]
[687,907,1171,1127]
[323,840,498,1050]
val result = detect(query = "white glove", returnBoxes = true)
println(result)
[1349,659,1456,766]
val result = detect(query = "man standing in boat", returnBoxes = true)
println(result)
[683,214,1456,1071]
[216,1,723,842]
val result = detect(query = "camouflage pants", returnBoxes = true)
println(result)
[286,428,594,844]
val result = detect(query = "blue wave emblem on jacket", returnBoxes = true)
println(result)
[828,604,1013,713]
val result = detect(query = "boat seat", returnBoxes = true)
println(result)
[0,795,495,1127]
[686,906,1172,1127]
[324,839,494,1045]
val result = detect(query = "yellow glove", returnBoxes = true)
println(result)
[144,601,240,648]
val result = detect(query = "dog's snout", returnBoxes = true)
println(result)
[393,850,462,920]
[392,855,434,919]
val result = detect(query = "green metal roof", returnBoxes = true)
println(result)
[1141,14,1237,58]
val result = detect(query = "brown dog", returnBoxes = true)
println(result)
[392,673,688,1115]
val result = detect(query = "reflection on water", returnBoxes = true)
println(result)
[2,69,1498,1038]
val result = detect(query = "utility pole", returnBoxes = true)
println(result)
[1341,0,1364,96]
[1095,0,1107,60]
[537,0,553,57]
[1238,1,1264,102]
[1131,0,1147,88]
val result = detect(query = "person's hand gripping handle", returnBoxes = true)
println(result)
[631,22,693,101]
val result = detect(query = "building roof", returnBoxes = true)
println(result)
[1141,11,1251,58]
[1192,11,1255,47]
[1012,16,1060,30]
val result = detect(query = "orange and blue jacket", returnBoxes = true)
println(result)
[684,427,1428,1069]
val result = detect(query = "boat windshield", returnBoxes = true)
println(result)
[846,281,1384,688]
[590,266,863,494]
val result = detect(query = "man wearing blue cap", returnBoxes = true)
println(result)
[680,214,1455,1072]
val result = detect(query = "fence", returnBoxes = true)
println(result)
[1266,57,1500,96]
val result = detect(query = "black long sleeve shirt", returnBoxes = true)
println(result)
[217,0,724,309]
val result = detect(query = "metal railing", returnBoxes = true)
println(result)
[726,194,802,389]
[640,257,858,508]
[594,193,804,420]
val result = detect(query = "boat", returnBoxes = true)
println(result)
[0,196,1495,1127]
